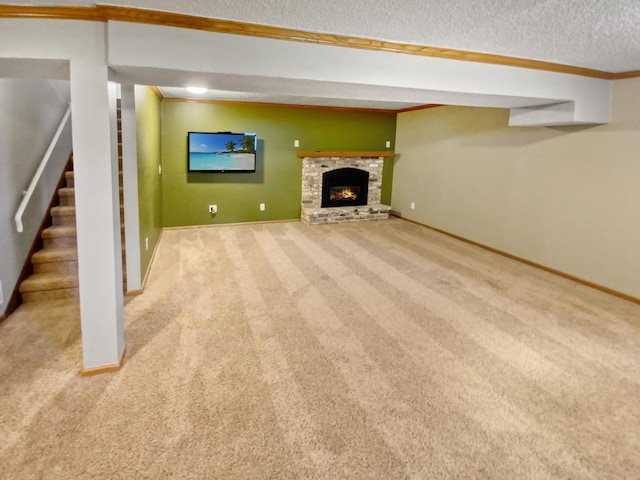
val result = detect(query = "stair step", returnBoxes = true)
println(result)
[32,246,77,263]
[42,226,77,248]
[51,206,76,226]
[66,171,123,189]
[20,272,79,293]
[34,260,78,274]
[22,287,79,303]
[65,170,74,188]
[42,225,76,239]
[51,205,75,216]
[58,187,75,206]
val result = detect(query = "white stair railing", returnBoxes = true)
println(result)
[15,104,72,233]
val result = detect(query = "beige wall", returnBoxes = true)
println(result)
[392,78,640,299]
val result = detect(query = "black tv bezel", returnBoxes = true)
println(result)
[187,131,257,173]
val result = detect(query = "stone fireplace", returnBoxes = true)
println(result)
[299,151,393,225]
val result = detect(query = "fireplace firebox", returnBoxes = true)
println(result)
[322,167,369,208]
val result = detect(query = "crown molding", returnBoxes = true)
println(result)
[1,4,636,80]
[611,71,640,80]
[0,5,105,21]
[395,104,444,113]
[149,86,164,100]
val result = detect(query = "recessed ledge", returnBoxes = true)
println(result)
[297,151,395,158]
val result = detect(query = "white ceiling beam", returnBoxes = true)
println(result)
[107,21,611,126]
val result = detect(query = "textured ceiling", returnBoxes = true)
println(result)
[10,0,640,72]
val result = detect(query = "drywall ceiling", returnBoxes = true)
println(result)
[12,0,640,72]
[156,87,424,112]
[6,0,637,113]
[108,20,610,125]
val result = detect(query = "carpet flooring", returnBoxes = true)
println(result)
[1,218,640,479]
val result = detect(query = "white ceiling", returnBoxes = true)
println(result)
[8,0,640,110]
[12,0,640,72]
[156,87,426,111]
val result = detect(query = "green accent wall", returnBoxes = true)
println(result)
[161,101,396,227]
[135,85,163,278]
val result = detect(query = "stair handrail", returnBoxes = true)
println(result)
[15,103,72,233]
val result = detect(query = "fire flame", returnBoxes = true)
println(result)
[330,187,358,201]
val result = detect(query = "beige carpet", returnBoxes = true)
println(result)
[1,218,640,479]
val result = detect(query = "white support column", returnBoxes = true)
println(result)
[120,84,142,292]
[70,62,125,370]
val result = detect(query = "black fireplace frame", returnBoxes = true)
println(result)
[321,167,369,208]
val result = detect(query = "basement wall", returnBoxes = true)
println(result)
[392,78,640,299]
[160,101,396,227]
[134,85,163,281]
[0,78,71,315]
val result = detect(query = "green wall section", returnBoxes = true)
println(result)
[161,101,396,227]
[135,86,163,278]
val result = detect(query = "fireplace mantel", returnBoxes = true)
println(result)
[297,151,394,158]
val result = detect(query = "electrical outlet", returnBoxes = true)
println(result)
[410,202,416,210]
[260,203,265,211]
[209,205,217,214]
[145,237,149,251]
[385,140,391,148]
[158,165,162,174]
[294,139,299,147]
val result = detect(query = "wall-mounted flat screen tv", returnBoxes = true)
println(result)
[188,131,257,172]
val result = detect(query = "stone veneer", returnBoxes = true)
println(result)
[301,204,391,225]
[300,155,391,225]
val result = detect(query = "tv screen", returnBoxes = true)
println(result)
[188,131,257,172]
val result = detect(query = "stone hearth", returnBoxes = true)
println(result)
[299,151,393,225]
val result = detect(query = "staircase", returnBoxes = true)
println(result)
[19,167,80,302]
[18,105,126,305]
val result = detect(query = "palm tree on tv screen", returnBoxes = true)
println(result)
[225,140,236,152]
[241,135,255,153]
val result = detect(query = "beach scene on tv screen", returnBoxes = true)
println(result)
[189,132,256,171]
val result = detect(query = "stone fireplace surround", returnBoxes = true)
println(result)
[299,151,394,225]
